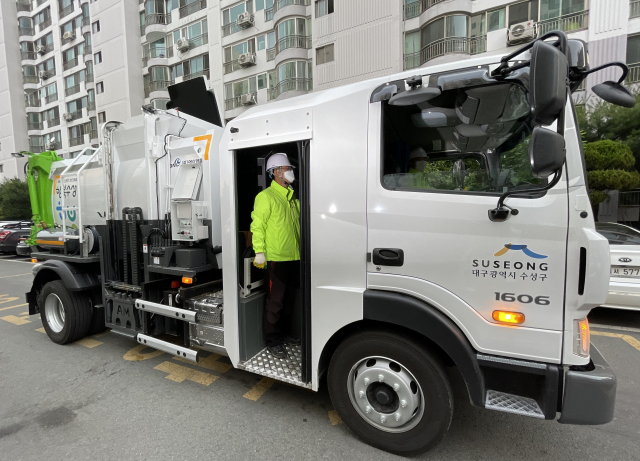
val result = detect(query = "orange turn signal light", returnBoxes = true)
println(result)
[31,258,37,263]
[182,277,193,285]
[492,310,525,324]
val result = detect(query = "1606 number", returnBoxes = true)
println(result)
[494,292,550,305]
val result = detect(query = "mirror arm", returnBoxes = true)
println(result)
[489,170,562,222]
[576,62,629,84]
[492,31,569,78]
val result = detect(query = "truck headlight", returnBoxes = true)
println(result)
[573,317,590,357]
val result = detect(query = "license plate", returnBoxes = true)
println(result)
[610,266,640,277]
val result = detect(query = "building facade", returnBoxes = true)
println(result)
[1,0,639,181]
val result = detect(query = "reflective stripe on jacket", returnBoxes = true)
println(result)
[250,181,300,261]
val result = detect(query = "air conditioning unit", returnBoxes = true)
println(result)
[241,93,256,106]
[36,45,46,55]
[176,38,190,52]
[507,21,536,46]
[63,113,74,122]
[238,52,256,67]
[62,31,76,40]
[237,12,254,29]
[38,70,50,79]
[45,141,57,150]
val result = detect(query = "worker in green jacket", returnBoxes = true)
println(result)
[250,153,300,359]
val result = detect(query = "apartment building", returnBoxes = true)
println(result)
[1,0,639,181]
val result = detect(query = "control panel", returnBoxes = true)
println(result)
[171,201,209,241]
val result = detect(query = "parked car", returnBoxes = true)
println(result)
[0,222,32,254]
[16,237,31,257]
[596,222,640,311]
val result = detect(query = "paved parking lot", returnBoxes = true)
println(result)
[1,254,639,460]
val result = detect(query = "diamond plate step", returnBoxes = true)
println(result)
[485,390,545,419]
[238,344,312,389]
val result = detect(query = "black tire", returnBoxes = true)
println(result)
[38,280,92,344]
[327,330,453,456]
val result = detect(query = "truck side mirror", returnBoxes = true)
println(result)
[592,81,636,108]
[529,126,565,178]
[529,40,568,126]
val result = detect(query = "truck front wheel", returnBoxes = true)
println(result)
[39,280,92,344]
[327,330,453,455]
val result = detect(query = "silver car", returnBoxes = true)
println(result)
[596,222,640,311]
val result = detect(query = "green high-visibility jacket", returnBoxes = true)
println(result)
[250,181,300,261]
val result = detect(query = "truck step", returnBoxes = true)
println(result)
[136,334,199,363]
[135,299,196,322]
[238,344,312,389]
[484,390,545,419]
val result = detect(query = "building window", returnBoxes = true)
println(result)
[96,82,104,93]
[98,111,106,124]
[92,21,100,33]
[257,73,267,89]
[508,0,538,27]
[256,0,265,11]
[316,0,334,17]
[257,34,266,50]
[94,51,102,64]
[487,8,506,32]
[316,44,334,65]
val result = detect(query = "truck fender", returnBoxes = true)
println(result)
[27,260,100,314]
[363,289,485,407]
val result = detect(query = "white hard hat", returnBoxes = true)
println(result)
[410,147,428,160]
[266,153,294,172]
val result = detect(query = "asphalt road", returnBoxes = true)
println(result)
[1,254,639,460]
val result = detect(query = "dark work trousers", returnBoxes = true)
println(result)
[264,260,299,347]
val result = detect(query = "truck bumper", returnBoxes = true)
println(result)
[558,345,616,425]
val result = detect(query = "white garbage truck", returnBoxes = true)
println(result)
[26,32,634,454]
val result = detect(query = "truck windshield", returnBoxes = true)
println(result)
[382,81,543,194]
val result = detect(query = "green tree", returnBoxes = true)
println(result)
[583,140,640,207]
[0,178,32,220]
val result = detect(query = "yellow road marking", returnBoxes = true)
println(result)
[243,377,275,401]
[123,344,165,361]
[0,296,20,305]
[0,273,31,279]
[328,410,342,425]
[592,330,640,353]
[174,353,232,373]
[1,312,30,325]
[154,361,218,385]
[36,327,45,333]
[0,303,28,312]
[75,338,103,348]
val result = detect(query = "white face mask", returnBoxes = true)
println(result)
[415,161,427,172]
[283,169,295,184]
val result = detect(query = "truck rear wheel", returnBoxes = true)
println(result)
[39,280,92,344]
[327,330,453,455]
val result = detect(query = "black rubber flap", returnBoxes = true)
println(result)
[166,77,222,127]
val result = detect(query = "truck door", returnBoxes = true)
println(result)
[366,81,569,362]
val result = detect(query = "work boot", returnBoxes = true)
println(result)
[283,336,301,346]
[269,344,288,359]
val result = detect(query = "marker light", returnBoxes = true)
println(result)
[31,258,37,263]
[573,317,590,357]
[492,310,525,324]
[171,280,180,289]
[182,277,193,285]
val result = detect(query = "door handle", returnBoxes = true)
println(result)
[372,248,404,267]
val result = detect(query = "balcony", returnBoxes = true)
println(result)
[631,0,640,18]
[61,33,77,45]
[268,78,312,100]
[144,13,172,40]
[38,17,52,32]
[19,27,35,37]
[67,110,83,122]
[225,92,257,111]
[188,33,208,49]
[65,84,80,96]
[184,68,210,81]
[63,57,79,71]
[84,44,92,55]
[23,75,39,85]
[146,13,171,27]
[87,102,96,112]
[273,0,310,15]
[419,36,485,65]
[537,10,589,35]
[24,97,41,108]
[90,130,98,140]
[403,51,420,70]
[222,15,254,37]
[627,63,640,84]
[276,35,312,55]
[149,80,173,92]
[48,118,60,128]
[144,86,150,98]
[21,51,37,61]
[38,43,55,56]
[17,0,32,13]
[28,122,44,131]
[29,144,44,154]
[69,136,85,147]
[404,0,421,19]
[223,54,254,74]
[82,17,90,27]
[46,93,58,104]
[85,71,94,83]
[267,46,276,61]
[179,0,206,19]
[59,4,74,19]
[142,46,173,66]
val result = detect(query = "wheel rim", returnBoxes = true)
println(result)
[347,356,424,433]
[44,293,65,333]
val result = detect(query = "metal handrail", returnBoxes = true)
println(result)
[632,0,640,19]
[276,35,312,54]
[84,44,92,55]
[184,68,209,81]
[265,6,274,21]
[225,92,257,110]
[179,0,206,18]
[266,46,276,61]
[188,33,208,49]
[626,63,640,84]
[87,102,96,111]
[268,78,312,100]
[68,110,83,121]
[82,17,90,27]
[274,0,310,14]
[19,27,35,36]
[65,84,80,96]
[38,17,52,32]
[69,136,85,147]
[28,122,44,130]
[23,75,39,84]
[59,4,74,19]
[25,97,41,107]
[85,72,94,82]
[63,57,79,71]
[149,80,173,92]
[420,36,471,64]
[48,118,60,127]
[17,0,33,13]
[537,10,589,35]
[404,0,421,19]
[146,13,171,26]
[420,0,445,13]
[403,51,420,70]
[46,93,58,104]
[21,51,37,60]
[222,15,254,37]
